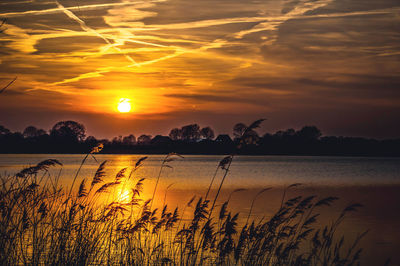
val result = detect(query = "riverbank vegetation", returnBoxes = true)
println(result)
[1,120,399,156]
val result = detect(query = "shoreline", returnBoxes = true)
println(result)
[1,152,400,158]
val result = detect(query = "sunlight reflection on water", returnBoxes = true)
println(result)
[1,154,399,188]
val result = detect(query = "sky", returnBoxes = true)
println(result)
[0,0,399,139]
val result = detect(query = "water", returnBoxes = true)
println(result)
[1,154,400,265]
[1,154,399,187]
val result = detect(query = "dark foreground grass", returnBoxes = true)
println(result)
[0,156,368,266]
[0,121,369,265]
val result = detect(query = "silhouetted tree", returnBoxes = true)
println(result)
[112,136,123,144]
[98,138,110,146]
[285,128,295,136]
[85,136,98,146]
[274,128,295,139]
[233,122,260,144]
[233,123,247,139]
[23,126,36,138]
[23,126,46,138]
[215,134,233,144]
[169,128,182,141]
[122,134,136,145]
[296,126,322,141]
[200,126,215,140]
[137,134,152,145]
[37,129,46,136]
[151,135,172,145]
[181,124,200,141]
[50,121,86,142]
[243,130,260,145]
[0,125,10,135]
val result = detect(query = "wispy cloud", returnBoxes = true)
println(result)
[0,1,164,18]
[54,1,140,66]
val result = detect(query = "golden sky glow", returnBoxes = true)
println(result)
[0,0,400,138]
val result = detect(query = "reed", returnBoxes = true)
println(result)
[0,122,371,265]
[0,158,368,265]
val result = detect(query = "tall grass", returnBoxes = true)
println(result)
[0,122,368,265]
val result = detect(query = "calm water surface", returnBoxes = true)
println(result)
[1,154,400,265]
[1,154,399,187]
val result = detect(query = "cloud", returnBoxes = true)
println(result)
[1,24,38,53]
[234,0,333,40]
[1,0,400,138]
[54,1,140,66]
[51,70,106,85]
[164,92,270,106]
[0,1,162,18]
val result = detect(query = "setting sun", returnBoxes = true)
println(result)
[117,98,131,113]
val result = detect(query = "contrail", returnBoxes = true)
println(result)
[0,1,164,18]
[55,1,140,67]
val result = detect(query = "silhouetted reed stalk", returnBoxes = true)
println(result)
[204,167,219,200]
[150,153,182,210]
[245,188,270,225]
[209,155,233,218]
[128,156,148,181]
[280,183,302,209]
[226,188,246,203]
[68,153,89,197]
[163,183,175,207]
[207,119,265,218]
[67,143,103,197]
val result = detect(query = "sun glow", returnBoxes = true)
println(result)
[117,98,131,113]
[117,188,131,203]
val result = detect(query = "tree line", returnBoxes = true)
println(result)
[0,120,399,156]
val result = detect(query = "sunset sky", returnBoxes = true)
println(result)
[0,0,399,139]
